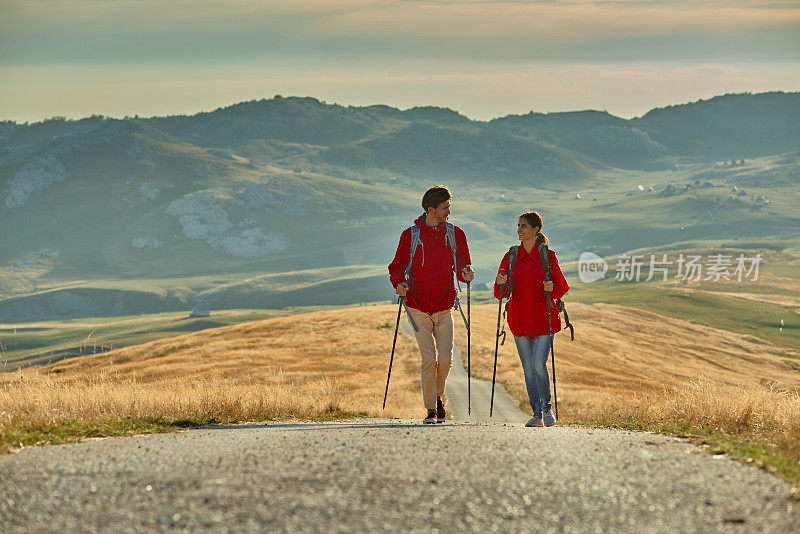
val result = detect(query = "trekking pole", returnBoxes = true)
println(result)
[383,295,404,410]
[490,269,505,417]
[400,297,419,333]
[545,284,559,420]
[466,266,471,415]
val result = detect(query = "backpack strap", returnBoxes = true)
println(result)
[539,242,575,341]
[499,245,519,346]
[445,222,461,292]
[404,225,422,284]
[505,245,519,300]
[538,241,552,281]
[557,299,574,341]
[444,222,470,331]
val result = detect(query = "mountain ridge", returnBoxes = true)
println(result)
[1,91,798,320]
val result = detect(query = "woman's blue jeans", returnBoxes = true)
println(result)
[513,334,552,416]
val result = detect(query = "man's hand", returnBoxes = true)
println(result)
[543,281,554,292]
[462,266,475,283]
[496,273,508,285]
[396,283,408,297]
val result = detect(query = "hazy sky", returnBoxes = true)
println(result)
[1,0,799,122]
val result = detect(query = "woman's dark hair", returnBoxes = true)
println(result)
[519,211,548,245]
[422,185,452,213]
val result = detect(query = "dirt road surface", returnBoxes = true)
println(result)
[2,420,799,533]
[401,317,527,423]
[2,322,799,532]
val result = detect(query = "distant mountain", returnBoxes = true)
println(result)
[150,99,475,145]
[0,117,416,282]
[309,121,598,186]
[1,91,798,319]
[487,110,669,170]
[148,97,392,148]
[634,92,800,160]
[5,92,796,184]
[140,92,800,173]
[0,115,109,150]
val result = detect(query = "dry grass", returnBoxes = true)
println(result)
[456,303,800,483]
[3,302,800,485]
[571,376,800,452]
[569,378,800,488]
[0,306,423,452]
[458,303,800,418]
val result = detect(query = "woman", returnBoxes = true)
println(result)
[493,211,569,427]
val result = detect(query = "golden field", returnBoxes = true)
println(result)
[457,303,800,478]
[0,306,423,450]
[2,302,799,483]
[458,302,800,409]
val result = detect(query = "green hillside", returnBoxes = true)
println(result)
[1,92,798,364]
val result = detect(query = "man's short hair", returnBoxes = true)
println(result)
[421,185,452,213]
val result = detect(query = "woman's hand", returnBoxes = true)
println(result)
[496,273,508,285]
[543,281,554,292]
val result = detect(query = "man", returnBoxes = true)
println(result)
[388,185,474,424]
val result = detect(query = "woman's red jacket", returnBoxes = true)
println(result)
[493,244,569,338]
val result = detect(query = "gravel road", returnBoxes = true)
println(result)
[2,420,799,533]
[2,324,798,532]
[401,317,527,424]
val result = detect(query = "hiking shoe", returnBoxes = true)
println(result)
[525,416,544,427]
[423,411,437,424]
[543,410,556,427]
[436,397,446,423]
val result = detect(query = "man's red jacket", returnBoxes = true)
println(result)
[493,244,569,338]
[388,215,471,314]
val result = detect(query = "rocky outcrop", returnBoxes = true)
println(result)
[2,154,69,208]
[588,125,667,155]
[208,228,288,259]
[165,191,233,239]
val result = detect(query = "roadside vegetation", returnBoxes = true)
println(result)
[0,309,283,369]
[568,378,800,493]
[2,303,799,491]
[0,306,421,452]
[0,298,395,370]
[456,304,800,489]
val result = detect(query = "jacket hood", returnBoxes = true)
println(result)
[414,214,448,237]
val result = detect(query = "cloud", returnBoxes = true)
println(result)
[1,0,798,64]
[1,1,797,122]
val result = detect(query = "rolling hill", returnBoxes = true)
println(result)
[3,303,799,489]
[37,303,800,409]
[0,91,798,332]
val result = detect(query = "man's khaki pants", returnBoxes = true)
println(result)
[406,307,454,411]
